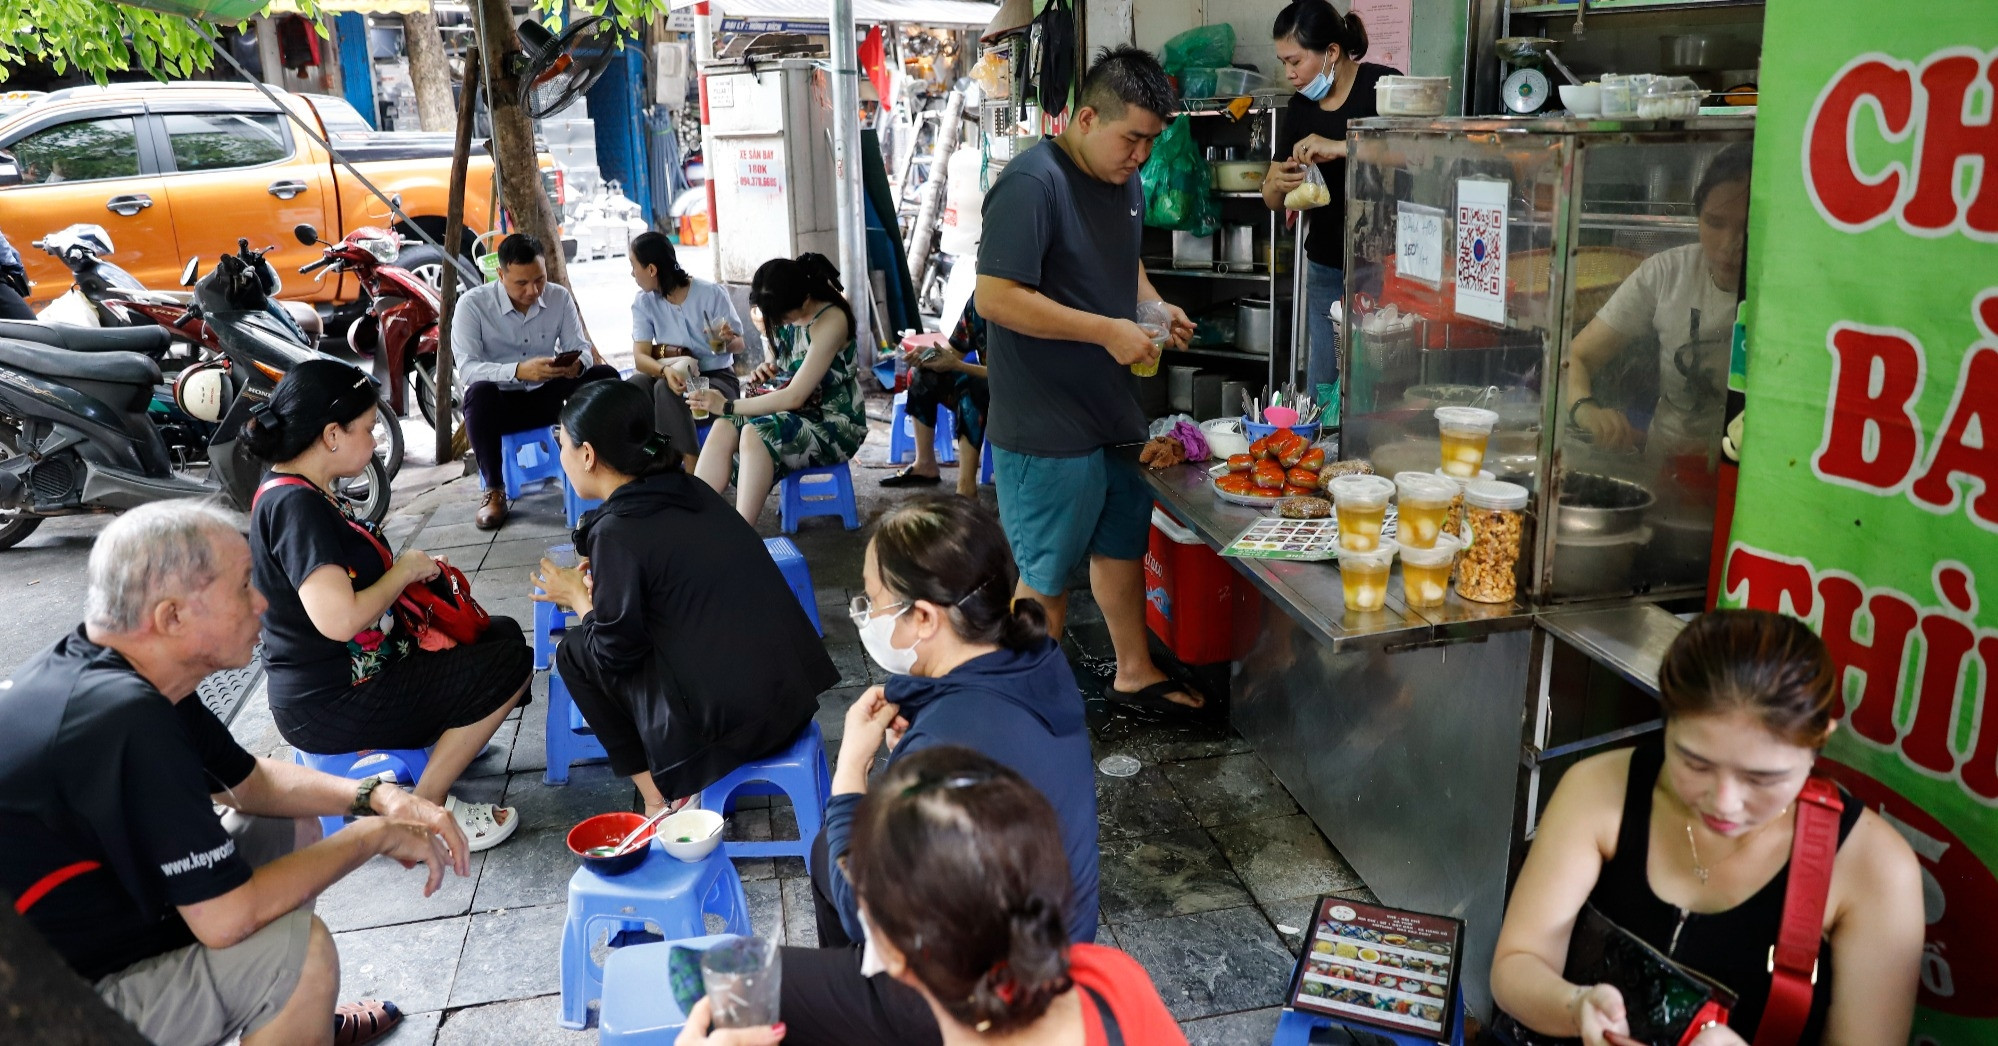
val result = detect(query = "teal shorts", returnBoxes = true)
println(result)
[992,445,1152,596]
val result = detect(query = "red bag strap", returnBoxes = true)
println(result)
[254,475,395,570]
[1754,775,1843,1046]
[14,859,101,914]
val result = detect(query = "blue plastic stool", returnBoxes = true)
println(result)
[563,476,602,528]
[559,848,752,1030]
[699,721,830,869]
[532,591,582,672]
[292,747,432,837]
[887,392,957,465]
[544,667,609,785]
[763,536,821,634]
[778,462,859,533]
[979,438,994,486]
[597,935,738,1044]
[497,426,564,500]
[1270,987,1467,1046]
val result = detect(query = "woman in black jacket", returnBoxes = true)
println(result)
[531,382,837,814]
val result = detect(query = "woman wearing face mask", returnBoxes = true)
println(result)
[1490,610,1922,1046]
[773,497,1101,1046]
[1563,143,1753,461]
[531,382,836,816]
[1261,1,1398,398]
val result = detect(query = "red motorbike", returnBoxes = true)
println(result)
[292,223,446,423]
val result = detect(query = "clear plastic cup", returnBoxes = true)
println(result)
[1337,544,1397,612]
[1457,480,1531,604]
[687,375,712,420]
[1133,300,1171,377]
[546,543,580,570]
[1435,407,1500,478]
[1397,535,1461,608]
[1329,473,1396,552]
[1392,471,1458,549]
[702,937,782,1028]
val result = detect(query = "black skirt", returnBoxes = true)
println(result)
[276,616,534,755]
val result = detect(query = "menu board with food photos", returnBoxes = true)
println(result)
[1286,897,1462,1040]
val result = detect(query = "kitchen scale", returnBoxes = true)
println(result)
[1495,36,1579,114]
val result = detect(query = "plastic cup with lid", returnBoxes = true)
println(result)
[1337,543,1398,612]
[1329,473,1396,551]
[1464,479,1531,512]
[1396,535,1461,608]
[1393,471,1457,548]
[1435,407,1501,478]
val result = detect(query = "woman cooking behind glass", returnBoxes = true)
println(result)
[1563,142,1753,461]
[1261,1,1399,399]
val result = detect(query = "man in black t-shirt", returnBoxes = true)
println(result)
[0,501,470,1046]
[975,46,1206,716]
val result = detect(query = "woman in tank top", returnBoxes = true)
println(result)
[1490,610,1922,1046]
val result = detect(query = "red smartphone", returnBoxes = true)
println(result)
[552,349,583,368]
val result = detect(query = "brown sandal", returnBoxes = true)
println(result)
[333,999,402,1046]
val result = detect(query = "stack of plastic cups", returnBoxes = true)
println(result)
[1328,473,1395,552]
[1435,407,1500,479]
[1397,536,1462,608]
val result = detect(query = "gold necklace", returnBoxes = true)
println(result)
[1684,807,1788,885]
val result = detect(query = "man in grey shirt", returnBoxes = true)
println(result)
[450,233,616,529]
[976,47,1203,715]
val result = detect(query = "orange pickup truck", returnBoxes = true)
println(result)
[0,82,554,316]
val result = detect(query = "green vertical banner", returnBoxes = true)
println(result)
[1722,2,1998,1043]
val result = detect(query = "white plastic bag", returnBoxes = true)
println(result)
[1284,162,1331,211]
[38,287,99,326]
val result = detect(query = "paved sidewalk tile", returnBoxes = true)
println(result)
[333,915,470,1016]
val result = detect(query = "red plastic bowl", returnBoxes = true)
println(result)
[567,812,653,876]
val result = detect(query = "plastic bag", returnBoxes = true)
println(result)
[1161,24,1235,78]
[1284,161,1331,211]
[1139,115,1221,235]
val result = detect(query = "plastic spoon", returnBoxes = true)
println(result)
[593,806,676,858]
[1265,405,1300,428]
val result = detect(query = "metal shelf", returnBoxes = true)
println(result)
[1216,191,1267,199]
[1144,263,1273,281]
[1166,345,1271,362]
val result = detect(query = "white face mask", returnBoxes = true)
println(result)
[858,605,919,676]
[858,909,890,977]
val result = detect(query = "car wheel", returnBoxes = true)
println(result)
[394,243,475,296]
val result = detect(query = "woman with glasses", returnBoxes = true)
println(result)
[772,497,1100,1046]
[530,382,836,816]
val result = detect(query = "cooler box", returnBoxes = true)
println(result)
[1144,508,1261,665]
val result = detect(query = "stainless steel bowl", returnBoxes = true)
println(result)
[1556,472,1655,538]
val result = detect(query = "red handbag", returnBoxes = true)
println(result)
[254,477,490,648]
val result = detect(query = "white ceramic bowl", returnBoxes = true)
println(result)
[1200,417,1252,459]
[657,809,725,862]
[1559,83,1602,116]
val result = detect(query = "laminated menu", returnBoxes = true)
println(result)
[1286,896,1463,1041]
[1223,511,1400,562]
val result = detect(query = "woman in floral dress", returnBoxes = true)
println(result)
[689,252,868,524]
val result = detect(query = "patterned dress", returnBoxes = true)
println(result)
[740,307,868,480]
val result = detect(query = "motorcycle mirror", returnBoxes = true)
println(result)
[181,258,201,286]
[294,224,320,246]
[0,152,19,188]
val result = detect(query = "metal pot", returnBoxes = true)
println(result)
[1172,231,1214,269]
[1221,225,1256,272]
[1235,298,1272,352]
[1556,472,1655,538]
[1661,34,1716,72]
[1552,527,1651,598]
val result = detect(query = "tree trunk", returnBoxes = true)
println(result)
[473,0,568,288]
[402,6,455,133]
[0,898,151,1045]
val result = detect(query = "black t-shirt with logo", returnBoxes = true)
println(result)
[0,627,257,980]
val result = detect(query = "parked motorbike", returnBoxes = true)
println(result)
[33,223,326,346]
[0,242,391,549]
[295,224,445,425]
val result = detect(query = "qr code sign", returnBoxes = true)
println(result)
[1456,202,1505,299]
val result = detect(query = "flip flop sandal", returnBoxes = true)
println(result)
[880,467,943,488]
[1106,679,1207,717]
[333,999,401,1046]
[446,796,521,852]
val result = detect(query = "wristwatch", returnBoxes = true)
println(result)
[1567,396,1600,429]
[350,775,385,819]
[721,397,735,417]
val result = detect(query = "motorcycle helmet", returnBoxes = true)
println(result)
[174,360,231,423]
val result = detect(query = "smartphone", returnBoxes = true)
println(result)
[552,349,583,368]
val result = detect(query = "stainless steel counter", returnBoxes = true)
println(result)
[1141,464,1696,1019]
[1145,464,1536,653]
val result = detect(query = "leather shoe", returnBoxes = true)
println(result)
[476,489,509,530]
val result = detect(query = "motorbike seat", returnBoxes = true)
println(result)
[0,320,171,358]
[0,338,162,386]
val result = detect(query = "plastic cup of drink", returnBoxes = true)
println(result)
[546,543,580,570]
[1396,535,1461,608]
[1337,544,1397,612]
[1393,471,1458,549]
[701,937,782,1029]
[1328,473,1396,552]
[1435,407,1500,478]
[687,375,711,420]
[1133,300,1172,377]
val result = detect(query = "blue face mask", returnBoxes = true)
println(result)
[1299,52,1336,101]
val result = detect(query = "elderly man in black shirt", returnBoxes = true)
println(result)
[0,500,470,1046]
